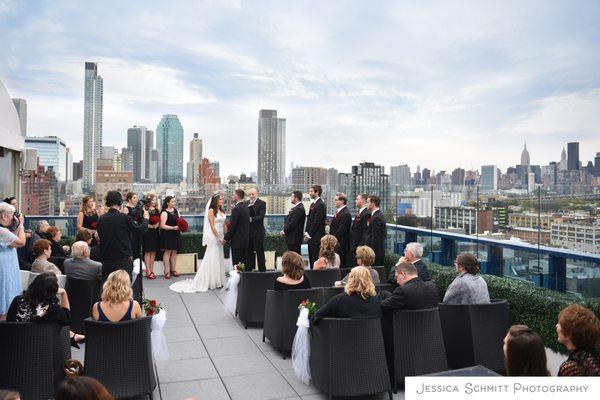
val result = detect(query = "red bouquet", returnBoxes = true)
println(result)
[90,221,98,230]
[142,298,162,316]
[149,215,160,225]
[177,217,189,232]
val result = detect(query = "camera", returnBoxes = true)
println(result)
[8,214,20,233]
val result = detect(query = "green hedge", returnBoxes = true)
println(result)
[179,233,288,259]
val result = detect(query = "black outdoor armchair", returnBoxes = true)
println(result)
[84,317,156,399]
[438,299,510,371]
[235,271,282,328]
[303,269,339,287]
[310,318,392,400]
[65,277,101,334]
[0,322,71,400]
[263,288,323,358]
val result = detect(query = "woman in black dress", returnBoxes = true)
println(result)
[122,192,144,263]
[77,196,101,246]
[274,251,311,290]
[160,196,180,279]
[143,194,160,280]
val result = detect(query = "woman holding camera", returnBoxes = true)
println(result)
[0,202,26,319]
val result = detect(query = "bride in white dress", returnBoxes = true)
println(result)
[169,194,227,293]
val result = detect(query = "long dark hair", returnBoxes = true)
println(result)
[55,376,114,400]
[162,196,174,211]
[504,325,549,376]
[24,272,59,306]
[209,194,222,216]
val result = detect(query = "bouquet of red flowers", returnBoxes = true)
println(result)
[90,221,98,230]
[298,299,317,316]
[142,298,163,316]
[176,217,189,232]
[149,215,161,225]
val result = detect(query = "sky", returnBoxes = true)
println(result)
[1,0,599,178]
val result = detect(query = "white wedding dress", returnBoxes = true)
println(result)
[169,212,227,293]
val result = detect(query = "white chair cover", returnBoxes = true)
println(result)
[292,307,311,384]
[221,269,240,315]
[150,309,169,362]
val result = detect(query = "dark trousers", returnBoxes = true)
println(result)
[231,248,247,268]
[102,259,133,282]
[286,243,301,255]
[247,235,266,272]
[308,238,320,269]
[338,246,350,269]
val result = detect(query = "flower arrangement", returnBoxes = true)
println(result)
[149,214,161,225]
[176,217,189,232]
[236,263,246,272]
[142,298,163,316]
[90,221,98,230]
[298,299,317,316]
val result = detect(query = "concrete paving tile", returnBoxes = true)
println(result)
[212,353,276,377]
[160,378,229,400]
[203,335,261,357]
[263,350,294,371]
[196,322,247,339]
[155,357,218,383]
[164,339,208,360]
[223,372,296,400]
[279,369,320,396]
[163,326,200,343]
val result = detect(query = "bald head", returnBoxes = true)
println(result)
[71,241,90,259]
[248,188,259,202]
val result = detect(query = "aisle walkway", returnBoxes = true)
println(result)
[75,276,405,400]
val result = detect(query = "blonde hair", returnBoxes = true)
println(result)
[345,266,376,299]
[80,195,94,214]
[101,270,132,304]
[355,246,375,267]
[319,235,338,265]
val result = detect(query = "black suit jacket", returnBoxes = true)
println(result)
[98,208,148,261]
[387,259,432,286]
[283,203,306,246]
[329,206,351,253]
[248,198,266,238]
[350,207,370,247]
[305,198,326,242]
[381,277,438,311]
[364,209,386,261]
[224,202,250,250]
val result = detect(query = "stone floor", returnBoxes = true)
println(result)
[73,275,405,400]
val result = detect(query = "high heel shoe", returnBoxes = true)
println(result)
[170,270,180,277]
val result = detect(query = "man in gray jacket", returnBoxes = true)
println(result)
[64,241,102,281]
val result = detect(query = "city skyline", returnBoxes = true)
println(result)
[1,1,599,178]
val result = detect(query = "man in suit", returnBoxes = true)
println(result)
[281,190,306,254]
[381,261,438,311]
[329,193,351,268]
[350,193,369,264]
[304,185,326,268]
[387,242,432,289]
[247,188,266,271]
[225,189,250,268]
[64,241,102,282]
[363,195,386,266]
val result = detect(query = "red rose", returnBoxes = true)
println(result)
[90,221,97,230]
[150,300,157,307]
[177,217,189,233]
[147,310,154,316]
[149,215,160,225]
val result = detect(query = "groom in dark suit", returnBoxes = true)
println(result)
[247,188,266,271]
[224,189,250,267]
[363,195,386,266]
[304,185,326,268]
[329,193,351,268]
[281,190,306,254]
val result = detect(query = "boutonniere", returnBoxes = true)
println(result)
[310,203,316,210]
[366,215,372,225]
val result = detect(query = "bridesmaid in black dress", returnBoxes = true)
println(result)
[160,196,180,279]
[142,194,160,280]
[77,196,101,246]
[122,192,144,263]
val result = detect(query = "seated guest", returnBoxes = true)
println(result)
[92,270,143,322]
[46,226,70,258]
[315,266,381,320]
[380,262,438,311]
[313,234,340,270]
[387,242,431,288]
[274,251,311,291]
[64,241,102,282]
[556,304,600,376]
[503,325,549,376]
[75,229,92,244]
[443,253,490,304]
[30,238,62,275]
[35,220,50,240]
[6,272,84,344]
[335,245,380,286]
[77,229,102,263]
[55,376,114,400]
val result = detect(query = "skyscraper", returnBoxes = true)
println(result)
[186,133,203,186]
[144,130,154,180]
[127,126,150,182]
[350,162,390,211]
[11,98,26,137]
[257,109,286,187]
[82,62,103,191]
[559,147,567,171]
[390,165,412,189]
[480,165,498,191]
[520,141,530,166]
[567,142,579,171]
[24,136,68,182]
[156,114,184,183]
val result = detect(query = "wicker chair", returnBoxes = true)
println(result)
[310,318,392,400]
[263,288,324,358]
[235,271,282,328]
[0,323,71,400]
[65,277,101,334]
[84,317,156,399]
[373,266,386,282]
[321,286,344,304]
[438,299,509,371]
[303,269,339,288]
[385,308,448,391]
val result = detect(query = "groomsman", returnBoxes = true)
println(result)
[224,189,250,267]
[304,185,326,268]
[247,188,266,271]
[329,193,351,268]
[363,195,386,266]
[350,193,370,262]
[281,191,306,254]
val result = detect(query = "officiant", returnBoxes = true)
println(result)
[247,188,266,272]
